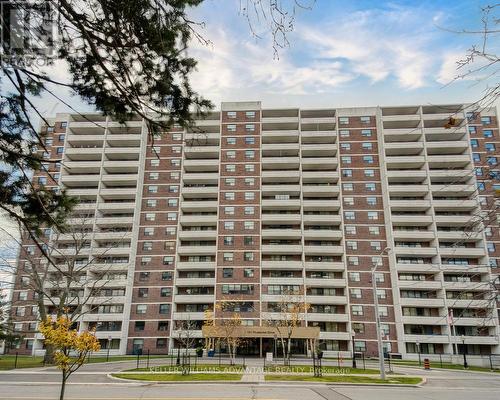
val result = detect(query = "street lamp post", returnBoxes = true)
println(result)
[461,335,468,369]
[106,336,112,362]
[371,247,390,381]
[351,331,357,369]
[273,334,277,359]
[416,340,421,366]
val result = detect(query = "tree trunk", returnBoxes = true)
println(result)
[59,373,67,400]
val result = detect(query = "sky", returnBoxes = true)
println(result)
[184,0,499,109]
[21,0,500,116]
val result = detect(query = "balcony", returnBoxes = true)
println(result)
[386,169,427,182]
[175,277,215,286]
[68,121,106,135]
[302,186,340,197]
[176,261,216,270]
[261,229,302,239]
[300,131,336,143]
[180,215,218,225]
[182,173,219,185]
[100,187,138,199]
[262,277,304,285]
[385,156,425,169]
[177,245,217,255]
[433,199,477,211]
[404,334,449,344]
[181,201,218,213]
[184,145,219,158]
[426,141,468,155]
[262,170,300,182]
[183,159,219,172]
[306,295,347,305]
[105,147,141,160]
[384,142,424,155]
[391,215,433,225]
[305,278,345,287]
[388,184,429,196]
[261,244,303,254]
[399,297,445,307]
[303,200,341,211]
[434,215,475,226]
[439,247,485,258]
[262,199,301,209]
[304,245,344,256]
[182,186,219,197]
[307,313,349,322]
[427,155,470,168]
[393,246,438,257]
[65,147,102,161]
[443,281,490,291]
[261,130,299,143]
[303,214,341,224]
[301,144,337,157]
[301,157,338,170]
[106,134,142,147]
[390,200,431,212]
[401,316,445,325]
[261,260,303,270]
[305,262,345,271]
[397,280,442,290]
[178,230,216,240]
[261,213,301,223]
[437,231,482,241]
[172,312,206,321]
[101,174,138,186]
[174,294,215,303]
[262,157,300,170]
[95,216,134,226]
[261,185,301,196]
[102,160,139,173]
[431,184,475,197]
[396,263,440,273]
[383,128,422,142]
[304,230,342,240]
[392,230,435,241]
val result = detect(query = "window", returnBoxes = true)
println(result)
[245,164,255,172]
[167,212,177,221]
[172,146,181,153]
[487,243,495,253]
[245,124,255,132]
[225,178,236,186]
[478,182,485,191]
[342,169,353,177]
[162,271,172,280]
[341,156,352,164]
[166,227,176,236]
[172,133,182,141]
[360,116,370,124]
[244,252,254,261]
[476,167,483,176]
[244,268,254,277]
[341,143,351,151]
[365,183,376,191]
[369,226,380,235]
[145,213,156,221]
[224,221,234,230]
[159,304,170,314]
[135,321,145,331]
[468,126,476,134]
[361,129,372,137]
[224,236,234,246]
[377,289,386,299]
[136,304,147,314]
[485,143,496,152]
[148,185,158,193]
[339,130,350,137]
[168,185,178,193]
[378,306,388,317]
[245,136,255,145]
[225,192,235,200]
[473,153,480,162]
[227,111,236,119]
[362,142,373,150]
[245,177,255,186]
[224,206,235,215]
[163,256,174,265]
[38,176,47,185]
[345,225,356,235]
[56,147,64,154]
[244,236,254,245]
[364,169,375,177]
[363,155,374,164]
[244,221,254,230]
[344,197,354,206]
[171,172,180,180]
[139,272,150,281]
[226,164,236,172]
[346,241,358,250]
[226,150,236,159]
[484,130,493,138]
[344,211,355,220]
[368,211,378,220]
[352,323,364,334]
[160,287,171,297]
[245,150,255,159]
[343,183,353,191]
[244,206,255,215]
[352,305,363,316]
[142,242,153,251]
[227,124,236,132]
[138,288,149,298]
[470,139,479,148]
[147,199,157,208]
[349,272,360,282]
[370,241,381,251]
[18,291,28,301]
[487,156,497,165]
[375,273,385,283]
[168,199,178,207]
[481,116,491,125]
[366,197,377,205]
[245,192,255,200]
[223,252,234,262]
[226,137,236,145]
[339,117,349,125]
[171,159,180,166]
[350,288,362,299]
[348,256,359,266]
[223,268,233,278]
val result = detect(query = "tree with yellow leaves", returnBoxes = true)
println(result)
[39,316,100,400]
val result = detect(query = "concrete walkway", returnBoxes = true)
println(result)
[240,358,265,383]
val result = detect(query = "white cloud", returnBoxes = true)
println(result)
[436,52,463,85]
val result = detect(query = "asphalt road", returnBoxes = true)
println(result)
[0,361,499,400]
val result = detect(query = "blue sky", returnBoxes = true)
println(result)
[184,0,499,108]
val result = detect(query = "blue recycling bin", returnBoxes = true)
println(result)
[207,350,215,357]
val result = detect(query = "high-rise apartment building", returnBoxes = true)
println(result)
[9,102,500,359]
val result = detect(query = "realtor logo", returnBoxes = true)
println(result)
[0,0,58,66]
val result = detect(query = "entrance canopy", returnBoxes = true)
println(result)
[202,325,320,339]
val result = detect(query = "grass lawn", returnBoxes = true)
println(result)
[264,365,379,375]
[0,355,45,370]
[113,372,242,381]
[391,360,500,373]
[265,374,422,385]
[129,364,244,373]
[0,354,174,370]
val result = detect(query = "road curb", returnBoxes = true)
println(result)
[108,373,425,387]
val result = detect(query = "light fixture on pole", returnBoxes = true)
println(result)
[351,330,357,369]
[461,335,468,369]
[416,340,421,366]
[371,247,391,380]
[106,336,112,362]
